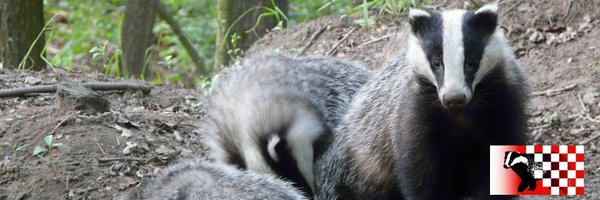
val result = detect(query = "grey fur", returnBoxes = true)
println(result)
[202,52,372,195]
[125,160,308,200]
[315,14,529,200]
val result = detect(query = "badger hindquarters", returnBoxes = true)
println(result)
[202,52,372,196]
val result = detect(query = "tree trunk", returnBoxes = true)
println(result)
[0,0,45,70]
[121,0,156,79]
[214,0,288,72]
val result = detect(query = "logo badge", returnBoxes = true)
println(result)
[490,145,584,195]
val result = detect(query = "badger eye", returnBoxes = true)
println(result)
[432,58,443,71]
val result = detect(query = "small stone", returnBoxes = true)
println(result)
[173,131,183,142]
[155,145,176,156]
[24,76,42,85]
[582,92,599,105]
[529,31,545,43]
[114,125,133,138]
[122,142,138,155]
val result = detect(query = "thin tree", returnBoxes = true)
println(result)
[0,0,46,70]
[214,0,288,72]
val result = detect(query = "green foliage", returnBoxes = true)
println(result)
[90,40,122,77]
[32,134,69,157]
[32,134,69,168]
[43,0,431,87]
[289,0,352,25]
[18,14,58,70]
[1,141,30,156]
[45,0,126,68]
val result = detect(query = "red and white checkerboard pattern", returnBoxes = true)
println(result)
[526,145,584,195]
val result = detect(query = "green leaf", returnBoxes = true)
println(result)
[89,46,102,54]
[33,146,48,156]
[15,144,30,152]
[52,143,69,150]
[44,135,53,147]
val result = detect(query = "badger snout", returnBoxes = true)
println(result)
[442,92,467,109]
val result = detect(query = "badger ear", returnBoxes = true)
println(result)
[408,8,431,35]
[469,4,498,35]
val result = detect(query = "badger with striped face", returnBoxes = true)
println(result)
[314,4,529,199]
[398,4,530,199]
[407,4,519,110]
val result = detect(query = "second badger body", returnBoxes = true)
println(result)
[203,52,372,196]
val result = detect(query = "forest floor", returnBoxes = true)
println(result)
[1,0,599,199]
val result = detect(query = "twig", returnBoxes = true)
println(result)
[357,33,393,47]
[65,172,71,191]
[531,124,551,130]
[564,0,572,18]
[579,132,600,145]
[52,113,76,134]
[0,82,153,98]
[531,84,576,96]
[325,27,357,56]
[577,93,600,123]
[577,93,589,112]
[96,142,106,154]
[98,157,148,163]
[500,1,521,18]
[296,25,328,57]
[154,1,207,76]
[116,135,121,146]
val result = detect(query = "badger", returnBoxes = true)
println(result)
[124,160,308,200]
[503,151,543,192]
[314,4,529,199]
[202,52,371,196]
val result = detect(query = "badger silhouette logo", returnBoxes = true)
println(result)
[503,151,541,192]
[492,145,584,196]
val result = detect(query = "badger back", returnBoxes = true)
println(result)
[125,160,308,200]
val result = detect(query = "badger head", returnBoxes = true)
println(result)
[407,4,511,109]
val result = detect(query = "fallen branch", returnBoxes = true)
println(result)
[357,33,393,47]
[500,1,521,18]
[577,93,600,123]
[531,84,576,97]
[325,27,357,56]
[52,113,77,134]
[296,25,328,57]
[96,142,107,155]
[0,82,152,98]
[98,157,148,163]
[579,132,600,145]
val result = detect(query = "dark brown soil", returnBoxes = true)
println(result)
[1,0,599,199]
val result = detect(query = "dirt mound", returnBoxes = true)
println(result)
[1,1,599,199]
[0,68,206,199]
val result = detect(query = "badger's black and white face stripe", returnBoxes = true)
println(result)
[503,151,529,169]
[407,4,510,109]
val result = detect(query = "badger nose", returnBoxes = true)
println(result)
[442,93,467,109]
